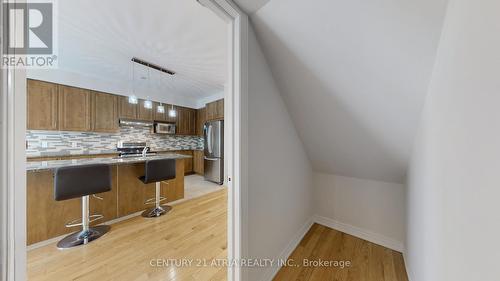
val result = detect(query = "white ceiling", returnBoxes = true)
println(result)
[28,0,227,108]
[233,0,271,14]
[251,0,449,183]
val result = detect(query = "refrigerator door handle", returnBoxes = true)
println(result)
[207,124,213,155]
[204,157,219,161]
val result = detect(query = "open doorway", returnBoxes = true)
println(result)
[1,0,246,280]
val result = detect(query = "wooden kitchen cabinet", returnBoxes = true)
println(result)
[206,99,224,121]
[27,79,201,134]
[92,91,119,132]
[196,107,206,136]
[58,85,92,131]
[172,150,194,174]
[176,107,196,135]
[117,163,153,216]
[153,102,167,121]
[27,79,59,130]
[193,150,204,175]
[118,96,138,119]
[160,161,185,202]
[137,99,153,121]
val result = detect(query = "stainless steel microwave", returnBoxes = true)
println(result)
[154,122,176,134]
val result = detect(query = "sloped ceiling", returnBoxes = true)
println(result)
[233,0,271,14]
[250,0,449,183]
[28,0,226,108]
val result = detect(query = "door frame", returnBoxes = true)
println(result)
[1,0,28,280]
[203,1,248,280]
[0,1,248,281]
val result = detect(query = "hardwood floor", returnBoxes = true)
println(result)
[273,223,409,281]
[28,190,408,281]
[28,189,227,281]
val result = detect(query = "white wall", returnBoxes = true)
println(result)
[246,25,313,281]
[314,173,405,251]
[406,1,500,280]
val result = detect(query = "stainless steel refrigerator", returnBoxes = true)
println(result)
[204,120,224,184]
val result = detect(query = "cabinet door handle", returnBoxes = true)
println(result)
[92,194,104,200]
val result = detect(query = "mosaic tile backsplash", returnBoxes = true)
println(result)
[26,127,204,157]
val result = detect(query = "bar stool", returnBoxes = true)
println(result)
[54,164,112,249]
[139,158,176,218]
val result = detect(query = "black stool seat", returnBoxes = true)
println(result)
[53,164,112,249]
[138,158,176,218]
[139,158,176,184]
[55,164,112,201]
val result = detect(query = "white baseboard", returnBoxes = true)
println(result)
[261,217,314,281]
[313,215,404,252]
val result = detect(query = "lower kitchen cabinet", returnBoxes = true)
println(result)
[26,159,185,245]
[160,160,185,202]
[170,151,193,174]
[193,150,204,175]
[116,163,154,216]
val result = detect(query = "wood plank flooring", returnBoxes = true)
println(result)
[28,189,408,281]
[28,189,228,281]
[273,223,409,281]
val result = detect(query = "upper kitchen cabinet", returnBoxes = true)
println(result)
[91,91,119,132]
[137,99,153,121]
[206,99,224,121]
[58,85,92,131]
[153,102,167,122]
[118,96,138,119]
[27,79,59,130]
[176,107,196,135]
[196,107,206,136]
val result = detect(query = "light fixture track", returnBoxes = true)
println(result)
[131,57,175,75]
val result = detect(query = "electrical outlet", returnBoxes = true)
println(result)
[41,141,48,148]
[72,142,77,148]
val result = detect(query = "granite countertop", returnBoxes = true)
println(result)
[26,149,203,159]
[27,153,192,172]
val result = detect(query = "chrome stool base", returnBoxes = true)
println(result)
[57,225,110,249]
[141,205,172,218]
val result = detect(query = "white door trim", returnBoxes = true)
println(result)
[202,1,248,280]
[1,1,247,281]
[1,0,28,280]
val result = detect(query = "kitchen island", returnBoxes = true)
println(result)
[27,153,191,245]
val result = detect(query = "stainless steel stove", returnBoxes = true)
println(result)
[116,141,157,158]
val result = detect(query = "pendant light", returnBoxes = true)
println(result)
[129,60,138,104]
[157,103,165,113]
[168,104,177,118]
[144,66,152,109]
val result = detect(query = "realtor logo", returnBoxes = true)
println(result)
[2,1,57,68]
